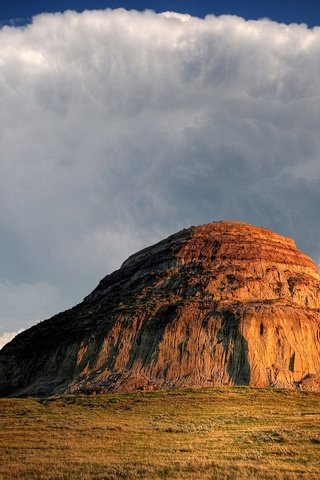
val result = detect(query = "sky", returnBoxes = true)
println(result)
[1,1,320,27]
[0,2,320,348]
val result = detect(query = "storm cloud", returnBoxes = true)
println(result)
[1,9,320,340]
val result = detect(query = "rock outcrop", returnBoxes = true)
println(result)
[1,221,320,396]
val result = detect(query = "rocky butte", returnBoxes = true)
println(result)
[1,221,320,397]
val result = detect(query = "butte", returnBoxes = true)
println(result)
[1,221,320,396]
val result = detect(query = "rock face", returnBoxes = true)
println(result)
[1,221,320,396]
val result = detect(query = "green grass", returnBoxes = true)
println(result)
[0,387,320,479]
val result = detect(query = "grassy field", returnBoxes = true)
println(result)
[0,387,320,480]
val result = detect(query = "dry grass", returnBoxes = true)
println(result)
[0,387,320,479]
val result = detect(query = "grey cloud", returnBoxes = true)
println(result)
[0,280,63,334]
[0,9,320,340]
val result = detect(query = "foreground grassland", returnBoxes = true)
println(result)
[0,388,320,480]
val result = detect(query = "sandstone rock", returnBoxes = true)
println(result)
[1,221,320,396]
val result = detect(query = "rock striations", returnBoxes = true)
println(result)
[1,221,320,396]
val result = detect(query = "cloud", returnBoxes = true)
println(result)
[0,281,67,333]
[0,330,24,350]
[0,9,320,333]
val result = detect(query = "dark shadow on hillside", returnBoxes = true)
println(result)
[217,309,250,385]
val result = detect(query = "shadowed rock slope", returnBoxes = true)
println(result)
[1,221,320,396]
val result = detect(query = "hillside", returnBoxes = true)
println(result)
[1,221,320,396]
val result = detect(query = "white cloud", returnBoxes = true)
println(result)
[0,9,320,334]
[0,330,24,350]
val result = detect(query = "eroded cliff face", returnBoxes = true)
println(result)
[1,221,320,396]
